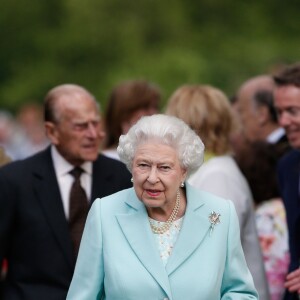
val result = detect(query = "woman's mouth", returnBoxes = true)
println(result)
[146,189,161,197]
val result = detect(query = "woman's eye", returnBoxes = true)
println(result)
[138,163,149,169]
[160,166,170,171]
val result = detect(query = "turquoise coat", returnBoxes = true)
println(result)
[67,184,258,300]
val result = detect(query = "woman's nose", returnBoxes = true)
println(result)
[147,167,159,184]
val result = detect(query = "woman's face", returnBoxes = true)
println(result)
[132,142,187,214]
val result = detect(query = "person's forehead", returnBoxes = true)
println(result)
[135,143,178,157]
[56,104,99,127]
[274,85,300,102]
[58,94,97,111]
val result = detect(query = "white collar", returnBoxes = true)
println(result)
[50,145,92,176]
[266,127,285,144]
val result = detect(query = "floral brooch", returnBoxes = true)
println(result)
[209,211,221,236]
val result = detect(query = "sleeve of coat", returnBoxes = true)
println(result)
[0,167,16,269]
[67,199,104,300]
[221,201,259,300]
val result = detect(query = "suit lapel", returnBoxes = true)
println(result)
[166,185,208,275]
[33,148,74,268]
[116,189,172,299]
[91,155,116,201]
[91,157,104,201]
[290,155,300,241]
[291,155,300,201]
[286,153,300,212]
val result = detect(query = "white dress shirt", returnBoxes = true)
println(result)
[266,127,285,144]
[51,146,92,219]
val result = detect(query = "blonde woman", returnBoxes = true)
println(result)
[166,85,270,300]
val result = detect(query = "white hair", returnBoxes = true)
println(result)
[117,114,204,176]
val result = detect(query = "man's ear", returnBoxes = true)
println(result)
[257,106,269,126]
[45,122,59,145]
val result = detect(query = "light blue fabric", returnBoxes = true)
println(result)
[67,184,258,300]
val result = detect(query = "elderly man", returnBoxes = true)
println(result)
[235,75,288,145]
[0,84,132,300]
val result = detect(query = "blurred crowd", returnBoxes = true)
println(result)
[0,103,50,160]
[1,62,300,300]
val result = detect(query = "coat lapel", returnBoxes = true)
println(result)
[291,155,300,202]
[32,148,74,269]
[166,185,208,275]
[116,189,172,299]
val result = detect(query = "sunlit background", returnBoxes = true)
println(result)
[1,0,300,112]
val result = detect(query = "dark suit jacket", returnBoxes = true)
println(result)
[0,147,132,300]
[275,133,292,156]
[277,149,300,300]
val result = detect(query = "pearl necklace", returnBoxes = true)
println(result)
[148,189,181,234]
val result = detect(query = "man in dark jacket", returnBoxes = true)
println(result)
[0,84,132,300]
[274,62,300,300]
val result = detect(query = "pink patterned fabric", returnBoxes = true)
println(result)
[255,198,290,300]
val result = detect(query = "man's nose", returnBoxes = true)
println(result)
[278,111,292,128]
[86,122,98,138]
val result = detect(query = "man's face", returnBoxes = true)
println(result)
[47,95,104,165]
[274,85,300,149]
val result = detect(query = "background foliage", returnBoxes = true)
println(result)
[1,0,300,113]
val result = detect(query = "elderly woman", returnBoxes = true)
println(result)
[67,114,258,300]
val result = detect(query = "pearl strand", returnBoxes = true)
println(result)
[149,189,181,234]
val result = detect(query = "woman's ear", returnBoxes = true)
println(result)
[181,168,188,182]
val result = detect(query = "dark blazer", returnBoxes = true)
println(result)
[0,147,132,300]
[277,149,300,300]
[275,133,292,156]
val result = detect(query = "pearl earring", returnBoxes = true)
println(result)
[180,182,184,188]
[131,178,133,183]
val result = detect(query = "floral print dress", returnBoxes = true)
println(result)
[255,198,290,300]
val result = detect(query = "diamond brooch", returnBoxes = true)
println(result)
[209,211,221,236]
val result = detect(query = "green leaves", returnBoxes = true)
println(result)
[1,0,300,112]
